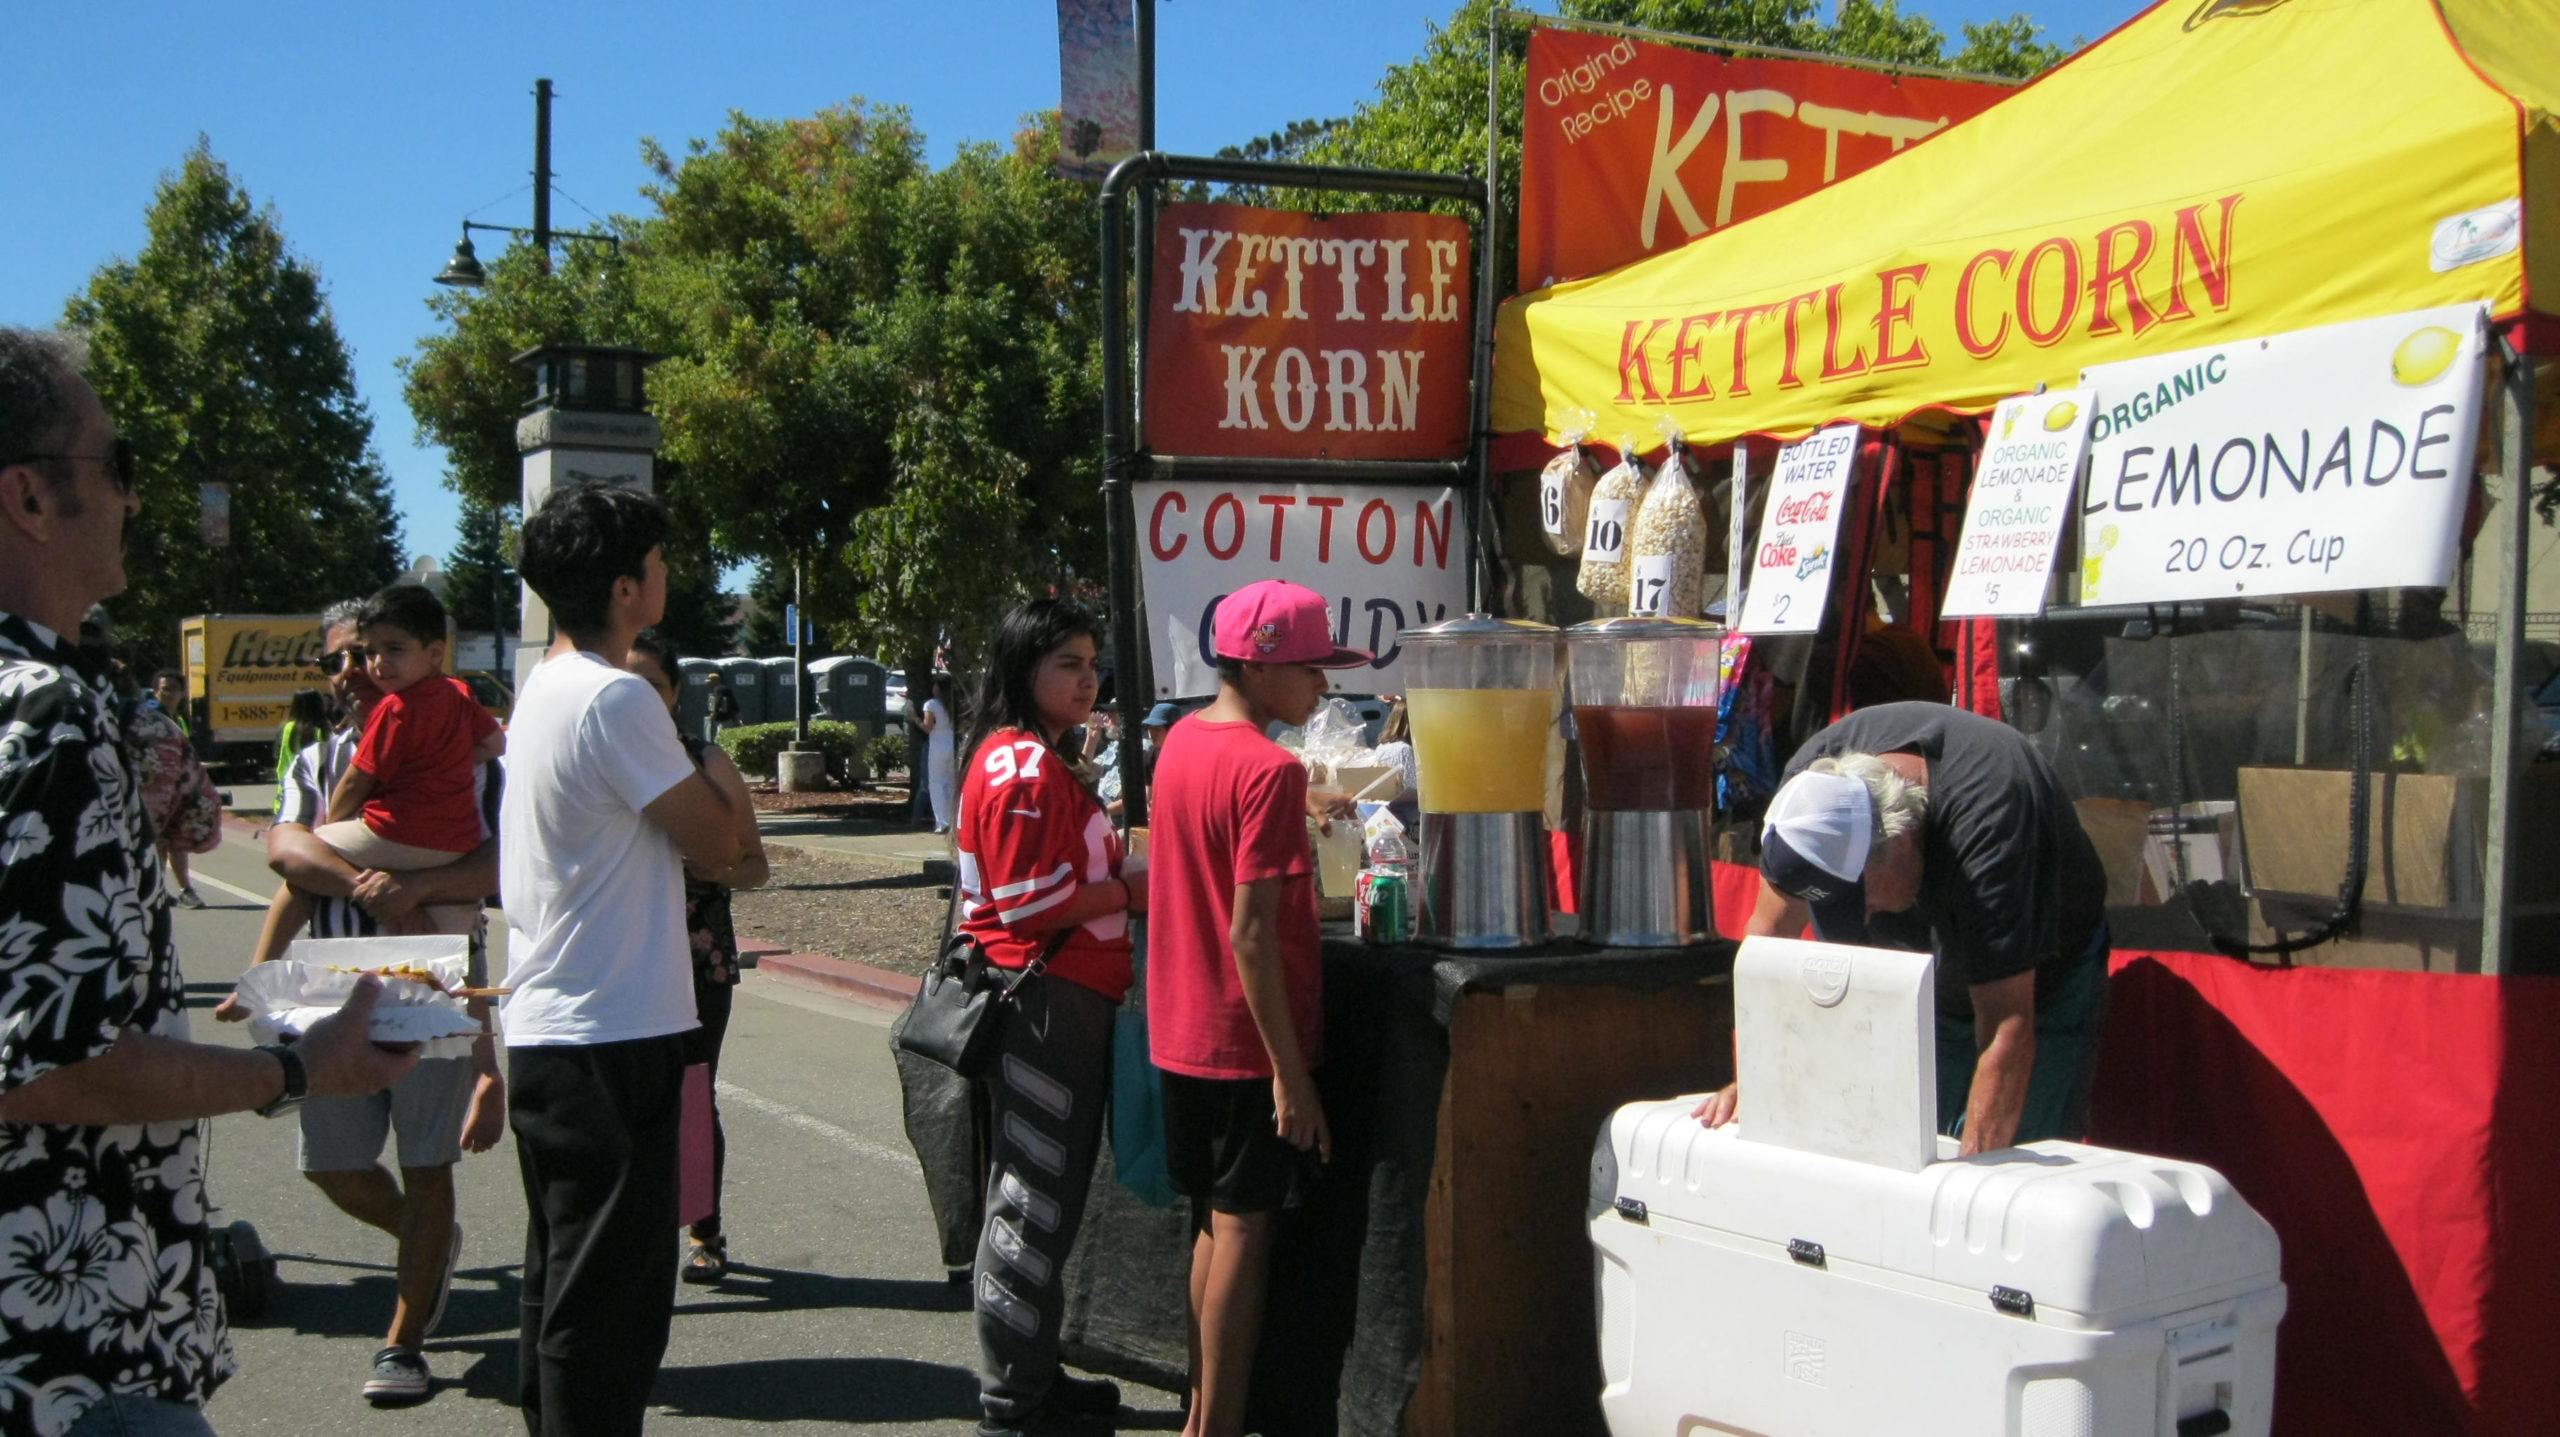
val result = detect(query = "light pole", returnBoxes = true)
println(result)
[434,78,619,287]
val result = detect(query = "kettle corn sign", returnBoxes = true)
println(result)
[2076,302,2489,605]
[1144,202,1471,462]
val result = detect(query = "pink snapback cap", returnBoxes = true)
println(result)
[1212,580,1374,669]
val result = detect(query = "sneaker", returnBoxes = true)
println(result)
[422,1221,461,1338]
[361,1345,431,1405]
[1049,1374,1121,1417]
[681,1234,728,1286]
[174,887,206,910]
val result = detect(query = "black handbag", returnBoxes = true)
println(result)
[896,927,1075,1078]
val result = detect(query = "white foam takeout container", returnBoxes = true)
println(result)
[238,936,484,1057]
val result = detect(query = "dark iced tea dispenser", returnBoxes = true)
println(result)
[1566,617,1721,946]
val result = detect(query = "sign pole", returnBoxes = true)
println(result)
[2482,336,2535,976]
[1469,4,1504,612]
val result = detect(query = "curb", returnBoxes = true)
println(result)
[751,947,921,1014]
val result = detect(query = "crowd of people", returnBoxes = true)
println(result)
[1,316,2110,1437]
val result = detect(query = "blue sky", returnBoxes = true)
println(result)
[2,1,2141,574]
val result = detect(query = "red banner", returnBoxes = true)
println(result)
[1144,201,1472,462]
[1516,28,2012,291]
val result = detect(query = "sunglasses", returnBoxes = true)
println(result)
[320,648,366,676]
[3,437,137,495]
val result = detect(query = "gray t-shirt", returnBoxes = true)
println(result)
[1784,702,2106,1013]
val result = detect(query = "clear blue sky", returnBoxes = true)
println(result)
[2,0,2141,573]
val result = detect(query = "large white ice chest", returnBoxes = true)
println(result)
[1591,1098,2285,1437]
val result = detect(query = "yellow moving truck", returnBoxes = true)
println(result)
[181,614,327,775]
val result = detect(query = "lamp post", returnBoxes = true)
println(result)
[433,78,619,288]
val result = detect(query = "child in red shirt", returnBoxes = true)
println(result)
[1147,579,1368,1437]
[268,584,501,942]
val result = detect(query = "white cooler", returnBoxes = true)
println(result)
[1590,1098,2285,1437]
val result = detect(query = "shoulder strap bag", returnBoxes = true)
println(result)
[896,925,1076,1078]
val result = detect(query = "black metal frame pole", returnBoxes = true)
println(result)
[1099,151,1494,828]
[533,78,553,275]
[1470,4,1505,612]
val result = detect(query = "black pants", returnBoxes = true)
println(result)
[510,1035,686,1437]
[683,979,735,1241]
[974,976,1117,1424]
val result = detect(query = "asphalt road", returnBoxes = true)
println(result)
[169,836,1178,1434]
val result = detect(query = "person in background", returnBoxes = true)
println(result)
[1098,702,1178,824]
[1367,698,1420,831]
[918,673,958,834]
[151,665,189,730]
[0,322,414,1437]
[954,599,1144,1437]
[216,595,507,1406]
[104,617,223,909]
[275,686,330,813]
[502,480,742,1437]
[1148,580,1368,1437]
[264,584,503,946]
[624,629,768,1287]
[707,669,739,741]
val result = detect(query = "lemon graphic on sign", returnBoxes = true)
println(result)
[2044,400,2080,432]
[2081,523,2119,597]
[2391,326,2462,387]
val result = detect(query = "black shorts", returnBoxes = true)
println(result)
[1160,1070,1316,1216]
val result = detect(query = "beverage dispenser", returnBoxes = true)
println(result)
[1401,614,1560,949]
[1567,617,1720,946]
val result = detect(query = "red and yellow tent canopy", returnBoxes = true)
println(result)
[1492,0,2560,450]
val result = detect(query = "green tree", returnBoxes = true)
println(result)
[1274,0,2075,292]
[69,143,404,670]
[408,102,1107,688]
[442,497,519,640]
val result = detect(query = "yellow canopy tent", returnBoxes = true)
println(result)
[1492,0,2560,448]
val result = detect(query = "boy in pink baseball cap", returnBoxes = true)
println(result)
[1147,580,1369,1437]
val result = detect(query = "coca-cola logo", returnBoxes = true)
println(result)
[1773,492,1832,526]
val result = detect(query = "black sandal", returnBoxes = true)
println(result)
[682,1235,728,1285]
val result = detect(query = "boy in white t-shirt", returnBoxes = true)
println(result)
[500,481,752,1436]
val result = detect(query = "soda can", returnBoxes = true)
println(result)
[1370,871,1409,945]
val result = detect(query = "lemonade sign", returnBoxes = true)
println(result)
[1942,388,2094,617]
[2075,303,2490,607]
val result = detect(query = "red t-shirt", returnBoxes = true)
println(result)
[354,674,499,853]
[955,728,1133,1002]
[1145,715,1322,1080]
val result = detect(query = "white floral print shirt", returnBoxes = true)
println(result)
[0,612,233,1435]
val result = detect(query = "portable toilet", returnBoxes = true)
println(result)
[717,657,769,726]
[810,655,889,735]
[676,657,718,738]
[760,656,803,729]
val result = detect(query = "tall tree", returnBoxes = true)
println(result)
[69,143,404,670]
[406,103,1106,688]
[441,497,519,639]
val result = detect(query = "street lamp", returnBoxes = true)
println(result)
[431,78,620,288]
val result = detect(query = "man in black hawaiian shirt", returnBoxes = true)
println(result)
[0,326,414,1437]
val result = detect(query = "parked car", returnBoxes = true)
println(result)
[885,669,909,726]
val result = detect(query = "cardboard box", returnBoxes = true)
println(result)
[2234,764,2560,913]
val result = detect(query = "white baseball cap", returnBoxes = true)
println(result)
[1759,769,1875,934]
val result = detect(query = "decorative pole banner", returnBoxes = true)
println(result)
[1739,424,1859,634]
[2075,301,2490,606]
[1143,201,1473,461]
[1056,0,1139,179]
[1135,479,1471,696]
[1940,388,2094,617]
[1515,26,2011,291]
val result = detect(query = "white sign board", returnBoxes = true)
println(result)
[2076,302,2489,606]
[1739,424,1860,634]
[1941,389,2095,617]
[1135,480,1471,699]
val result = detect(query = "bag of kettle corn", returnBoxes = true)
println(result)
[1575,443,1651,608]
[1628,440,1708,619]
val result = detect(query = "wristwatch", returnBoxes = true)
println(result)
[254,1043,307,1118]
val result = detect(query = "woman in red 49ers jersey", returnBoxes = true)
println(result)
[954,599,1147,1437]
